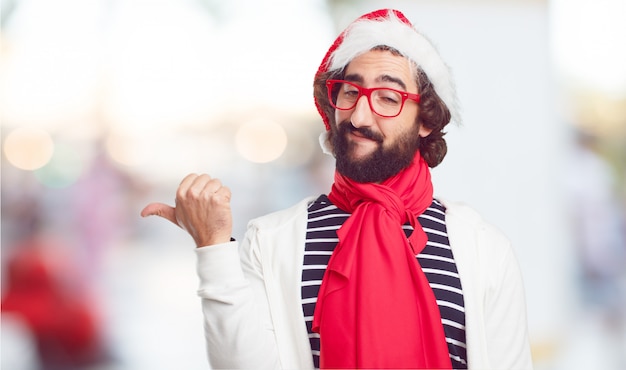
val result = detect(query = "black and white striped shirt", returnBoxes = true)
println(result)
[301,194,467,369]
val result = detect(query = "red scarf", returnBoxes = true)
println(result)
[312,152,452,369]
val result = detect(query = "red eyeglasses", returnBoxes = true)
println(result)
[326,79,421,118]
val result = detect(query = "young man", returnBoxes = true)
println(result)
[142,9,533,369]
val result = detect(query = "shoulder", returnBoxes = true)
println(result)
[439,198,490,227]
[439,198,510,248]
[438,198,515,276]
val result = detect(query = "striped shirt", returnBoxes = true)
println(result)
[301,195,467,369]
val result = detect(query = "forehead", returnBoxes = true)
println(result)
[343,49,416,88]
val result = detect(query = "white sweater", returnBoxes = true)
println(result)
[195,196,533,369]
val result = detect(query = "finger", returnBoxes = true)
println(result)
[140,202,179,226]
[178,173,201,196]
[179,174,214,200]
[215,185,232,202]
[202,177,224,196]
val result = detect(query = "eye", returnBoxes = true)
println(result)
[375,89,401,105]
[341,84,359,99]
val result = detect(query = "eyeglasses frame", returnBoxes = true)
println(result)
[326,79,421,118]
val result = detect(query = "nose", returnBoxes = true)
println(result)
[349,95,375,128]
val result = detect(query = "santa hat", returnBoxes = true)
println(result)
[314,9,460,131]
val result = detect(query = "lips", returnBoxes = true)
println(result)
[347,126,383,143]
[351,130,368,139]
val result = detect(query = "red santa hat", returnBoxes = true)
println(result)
[314,9,460,131]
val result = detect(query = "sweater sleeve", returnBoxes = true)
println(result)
[481,226,534,370]
[195,231,280,369]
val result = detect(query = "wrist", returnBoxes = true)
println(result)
[195,237,236,248]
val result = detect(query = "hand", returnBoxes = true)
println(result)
[141,174,233,247]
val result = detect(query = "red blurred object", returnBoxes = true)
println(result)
[1,237,106,369]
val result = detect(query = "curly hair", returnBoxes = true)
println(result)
[414,67,451,167]
[313,48,452,168]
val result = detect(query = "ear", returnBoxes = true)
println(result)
[418,125,433,138]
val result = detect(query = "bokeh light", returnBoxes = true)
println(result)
[3,127,55,170]
[235,118,288,163]
[105,132,154,167]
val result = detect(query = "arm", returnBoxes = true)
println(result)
[196,236,280,368]
[482,235,533,370]
[142,174,281,368]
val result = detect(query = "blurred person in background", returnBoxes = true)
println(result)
[1,225,109,370]
[1,140,144,370]
[1,174,117,370]
[142,9,532,369]
[566,129,626,365]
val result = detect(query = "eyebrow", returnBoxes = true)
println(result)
[344,73,408,91]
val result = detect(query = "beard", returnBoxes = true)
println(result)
[331,120,422,183]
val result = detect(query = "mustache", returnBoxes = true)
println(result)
[338,120,384,143]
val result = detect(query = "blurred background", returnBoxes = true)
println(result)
[1,0,624,369]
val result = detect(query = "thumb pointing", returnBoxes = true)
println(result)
[141,202,178,227]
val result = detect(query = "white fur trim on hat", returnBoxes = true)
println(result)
[318,131,333,156]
